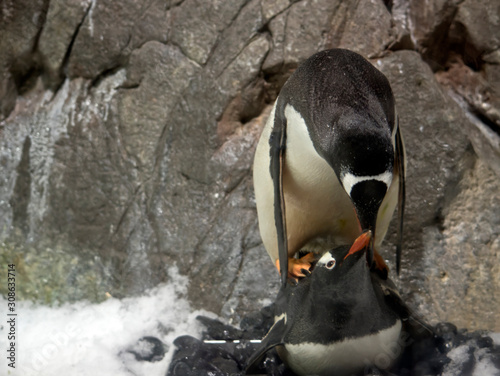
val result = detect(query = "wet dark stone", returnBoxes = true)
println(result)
[197,315,246,341]
[434,322,458,336]
[126,336,166,362]
[238,305,275,336]
[477,336,494,348]
[168,335,243,376]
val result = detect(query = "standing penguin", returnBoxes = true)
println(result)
[245,245,432,376]
[253,48,405,283]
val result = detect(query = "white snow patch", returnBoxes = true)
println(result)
[490,332,500,345]
[442,345,472,376]
[442,340,500,376]
[0,267,213,376]
[473,348,499,376]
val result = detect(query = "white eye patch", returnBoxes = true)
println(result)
[341,171,393,197]
[318,253,336,270]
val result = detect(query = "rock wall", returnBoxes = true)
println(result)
[1,0,499,329]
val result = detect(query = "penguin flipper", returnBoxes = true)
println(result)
[269,115,289,287]
[245,315,287,374]
[394,118,406,275]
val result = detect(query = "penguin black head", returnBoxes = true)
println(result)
[330,114,395,235]
[296,242,371,312]
[310,242,369,285]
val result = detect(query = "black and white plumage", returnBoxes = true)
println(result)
[245,245,432,376]
[253,48,405,282]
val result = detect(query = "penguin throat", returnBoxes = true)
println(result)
[349,179,389,231]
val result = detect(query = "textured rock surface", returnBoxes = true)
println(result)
[422,159,500,330]
[1,0,500,332]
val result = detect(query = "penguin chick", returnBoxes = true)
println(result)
[253,48,406,283]
[246,244,432,376]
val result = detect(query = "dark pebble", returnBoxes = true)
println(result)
[477,336,494,348]
[434,322,458,336]
[126,336,166,362]
[168,335,242,376]
[240,305,275,337]
[197,315,244,341]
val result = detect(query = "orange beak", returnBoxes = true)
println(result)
[344,230,372,260]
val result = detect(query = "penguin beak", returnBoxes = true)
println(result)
[343,230,372,260]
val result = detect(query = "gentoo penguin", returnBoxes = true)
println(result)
[253,48,405,283]
[245,244,432,376]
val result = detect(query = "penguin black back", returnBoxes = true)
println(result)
[274,48,396,178]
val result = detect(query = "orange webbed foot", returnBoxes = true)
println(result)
[275,252,315,280]
[289,252,315,278]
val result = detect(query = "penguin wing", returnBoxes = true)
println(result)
[245,314,287,373]
[394,117,406,275]
[269,110,289,287]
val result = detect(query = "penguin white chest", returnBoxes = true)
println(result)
[281,320,403,376]
[282,105,343,204]
[253,104,359,260]
[281,105,360,252]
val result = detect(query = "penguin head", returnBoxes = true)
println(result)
[310,243,370,289]
[329,117,395,233]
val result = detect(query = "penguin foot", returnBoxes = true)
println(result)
[290,253,316,278]
[300,268,312,277]
[274,253,315,280]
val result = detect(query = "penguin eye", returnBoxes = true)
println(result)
[326,259,336,269]
[318,253,337,269]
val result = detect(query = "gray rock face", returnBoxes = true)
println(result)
[423,159,500,330]
[0,0,48,118]
[1,0,499,330]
